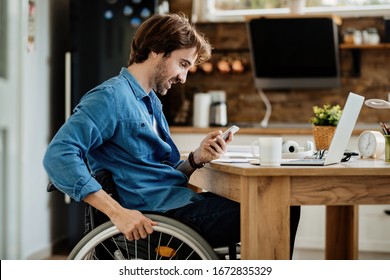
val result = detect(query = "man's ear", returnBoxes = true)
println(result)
[150,51,162,59]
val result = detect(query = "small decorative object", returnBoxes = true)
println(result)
[363,27,380,45]
[343,28,355,44]
[357,130,385,159]
[231,59,245,74]
[309,104,342,150]
[216,58,231,74]
[288,0,306,14]
[200,61,213,74]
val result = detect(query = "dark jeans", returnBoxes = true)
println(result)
[167,192,301,259]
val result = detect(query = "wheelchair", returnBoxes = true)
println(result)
[47,170,239,260]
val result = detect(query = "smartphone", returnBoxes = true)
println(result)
[221,125,240,141]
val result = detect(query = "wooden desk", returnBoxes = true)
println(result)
[189,158,390,260]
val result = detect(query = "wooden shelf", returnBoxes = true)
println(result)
[339,43,390,76]
[340,43,390,49]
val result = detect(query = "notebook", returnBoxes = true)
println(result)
[281,92,364,166]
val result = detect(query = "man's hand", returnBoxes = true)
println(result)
[110,208,157,241]
[192,130,233,165]
[84,189,157,241]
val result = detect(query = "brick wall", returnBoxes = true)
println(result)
[162,4,390,126]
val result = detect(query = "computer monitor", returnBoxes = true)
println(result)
[247,17,341,90]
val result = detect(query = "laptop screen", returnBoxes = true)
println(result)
[324,92,364,164]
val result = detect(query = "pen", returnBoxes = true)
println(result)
[380,121,390,135]
[380,122,387,135]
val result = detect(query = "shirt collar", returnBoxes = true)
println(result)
[119,67,154,100]
[119,67,162,113]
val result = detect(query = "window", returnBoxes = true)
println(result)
[192,0,390,22]
[0,0,7,79]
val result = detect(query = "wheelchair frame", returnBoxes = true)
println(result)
[68,214,219,260]
[47,171,238,260]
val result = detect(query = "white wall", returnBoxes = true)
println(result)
[0,0,21,259]
[0,0,51,259]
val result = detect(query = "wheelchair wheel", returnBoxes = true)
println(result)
[67,214,219,260]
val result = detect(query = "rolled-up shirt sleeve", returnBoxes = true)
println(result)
[43,88,117,201]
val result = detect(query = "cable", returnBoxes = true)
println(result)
[257,88,272,128]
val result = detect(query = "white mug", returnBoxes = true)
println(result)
[251,137,283,166]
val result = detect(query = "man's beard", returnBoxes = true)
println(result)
[152,58,169,96]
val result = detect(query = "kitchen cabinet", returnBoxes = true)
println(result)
[170,125,390,258]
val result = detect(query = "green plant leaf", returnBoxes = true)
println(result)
[309,104,342,126]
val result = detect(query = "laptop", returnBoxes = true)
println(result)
[282,92,364,166]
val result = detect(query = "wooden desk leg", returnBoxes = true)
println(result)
[325,205,359,260]
[240,176,290,260]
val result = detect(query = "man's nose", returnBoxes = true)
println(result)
[177,71,188,84]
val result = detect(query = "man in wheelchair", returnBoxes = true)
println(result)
[43,13,300,259]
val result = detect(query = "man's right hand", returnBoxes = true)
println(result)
[193,130,233,164]
[110,208,157,240]
[84,189,157,240]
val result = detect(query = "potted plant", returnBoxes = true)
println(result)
[309,104,342,150]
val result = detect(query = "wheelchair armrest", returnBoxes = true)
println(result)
[94,170,118,199]
[46,181,58,192]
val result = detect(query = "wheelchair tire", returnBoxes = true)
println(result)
[67,214,219,260]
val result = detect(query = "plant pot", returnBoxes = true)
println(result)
[312,125,336,150]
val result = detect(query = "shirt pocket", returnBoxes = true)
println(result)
[125,120,155,157]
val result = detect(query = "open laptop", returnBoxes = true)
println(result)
[282,92,364,166]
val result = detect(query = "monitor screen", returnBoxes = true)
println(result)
[247,17,341,90]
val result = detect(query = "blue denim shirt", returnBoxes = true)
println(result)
[43,67,202,212]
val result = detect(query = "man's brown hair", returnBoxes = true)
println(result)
[128,13,212,66]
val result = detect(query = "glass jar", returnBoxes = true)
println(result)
[365,27,380,45]
[343,28,355,44]
[353,30,363,45]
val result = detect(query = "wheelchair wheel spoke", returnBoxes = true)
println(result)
[185,249,196,260]
[102,240,116,259]
[156,232,162,260]
[148,234,151,260]
[124,237,130,260]
[68,216,219,260]
[169,241,183,260]
[134,239,137,260]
